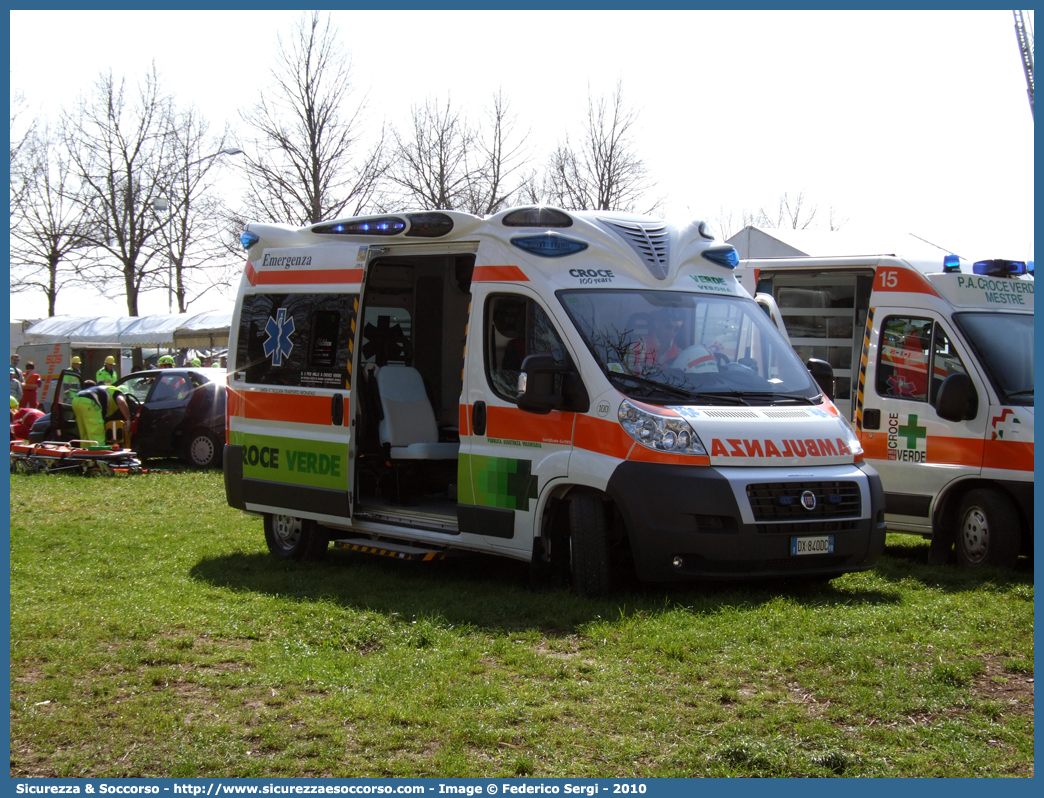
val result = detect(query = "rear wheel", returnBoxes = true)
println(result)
[569,495,611,597]
[182,427,221,469]
[955,489,1020,570]
[264,513,329,561]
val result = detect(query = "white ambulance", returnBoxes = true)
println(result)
[225,206,886,593]
[738,255,1033,569]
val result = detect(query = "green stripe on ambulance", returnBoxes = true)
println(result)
[230,431,348,490]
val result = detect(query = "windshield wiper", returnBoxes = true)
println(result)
[609,372,696,400]
[767,392,818,405]
[1006,389,1034,399]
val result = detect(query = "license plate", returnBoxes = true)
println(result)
[791,535,834,555]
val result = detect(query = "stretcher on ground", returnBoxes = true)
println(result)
[10,439,144,476]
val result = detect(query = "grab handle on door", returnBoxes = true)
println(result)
[472,401,486,436]
[331,393,344,426]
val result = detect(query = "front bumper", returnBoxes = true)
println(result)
[606,461,886,582]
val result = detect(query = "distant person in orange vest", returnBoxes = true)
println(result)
[20,362,43,409]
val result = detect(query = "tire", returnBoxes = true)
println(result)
[568,495,611,597]
[182,427,221,469]
[263,513,329,561]
[955,489,1021,570]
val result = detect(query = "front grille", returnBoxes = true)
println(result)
[747,481,861,522]
[598,218,670,279]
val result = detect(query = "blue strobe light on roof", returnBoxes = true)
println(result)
[510,233,589,258]
[942,254,961,273]
[972,259,1028,277]
[241,231,259,250]
[702,247,739,269]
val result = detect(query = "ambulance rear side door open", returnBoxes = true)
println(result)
[228,282,360,523]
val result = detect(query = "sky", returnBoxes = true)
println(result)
[8,8,1036,323]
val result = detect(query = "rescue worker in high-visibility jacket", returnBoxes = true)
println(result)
[96,356,118,385]
[71,383,131,446]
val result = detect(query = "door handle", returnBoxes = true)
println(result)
[331,393,344,426]
[862,408,880,430]
[472,401,486,436]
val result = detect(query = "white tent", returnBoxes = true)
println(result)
[22,312,231,348]
[173,312,234,349]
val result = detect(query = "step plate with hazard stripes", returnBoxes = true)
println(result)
[334,538,448,561]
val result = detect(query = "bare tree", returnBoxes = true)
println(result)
[63,67,178,366]
[541,81,662,214]
[10,90,37,220]
[717,191,848,239]
[152,107,241,313]
[239,11,387,225]
[463,91,529,215]
[387,95,473,211]
[10,127,93,316]
[387,90,529,216]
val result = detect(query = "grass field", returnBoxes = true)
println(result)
[8,470,1034,778]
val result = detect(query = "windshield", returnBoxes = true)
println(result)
[558,289,819,405]
[952,312,1034,405]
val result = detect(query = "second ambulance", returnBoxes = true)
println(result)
[740,254,1033,569]
[225,206,885,593]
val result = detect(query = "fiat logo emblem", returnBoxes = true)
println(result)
[801,490,817,511]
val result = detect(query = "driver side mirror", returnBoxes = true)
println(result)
[805,358,835,400]
[516,353,589,415]
[934,372,978,422]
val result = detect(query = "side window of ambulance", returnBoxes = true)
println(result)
[486,295,567,402]
[235,293,359,389]
[876,316,932,402]
[929,325,969,406]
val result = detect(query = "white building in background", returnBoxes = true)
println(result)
[726,226,955,261]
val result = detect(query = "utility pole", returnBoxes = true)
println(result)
[1014,10,1034,119]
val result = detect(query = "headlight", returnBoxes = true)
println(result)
[618,399,707,455]
[836,415,863,455]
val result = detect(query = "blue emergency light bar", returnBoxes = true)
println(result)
[972,259,1029,277]
[510,233,589,258]
[312,216,407,236]
[702,247,739,269]
[240,231,259,250]
[942,254,961,273]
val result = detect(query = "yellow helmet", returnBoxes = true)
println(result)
[71,356,82,366]
[105,356,116,365]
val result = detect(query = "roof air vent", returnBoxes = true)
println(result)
[597,218,670,279]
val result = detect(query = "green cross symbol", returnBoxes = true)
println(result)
[897,414,928,449]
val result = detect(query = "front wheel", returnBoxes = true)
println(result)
[569,495,611,597]
[955,489,1020,570]
[263,513,329,561]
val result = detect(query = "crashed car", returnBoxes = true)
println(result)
[28,367,226,469]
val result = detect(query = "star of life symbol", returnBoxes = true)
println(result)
[264,308,295,366]
[886,374,917,398]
